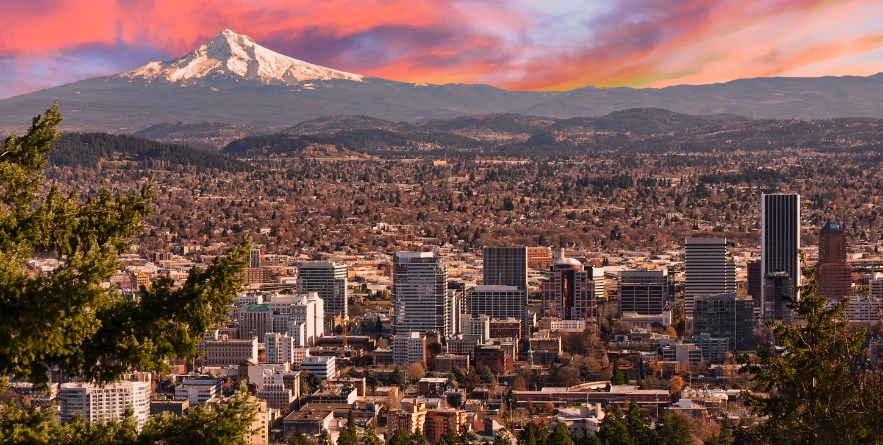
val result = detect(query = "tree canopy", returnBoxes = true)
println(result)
[0,104,255,443]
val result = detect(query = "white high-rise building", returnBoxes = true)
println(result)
[265,332,296,364]
[296,262,348,318]
[287,293,325,346]
[460,314,490,343]
[393,252,452,336]
[685,238,736,315]
[392,331,427,365]
[60,378,151,431]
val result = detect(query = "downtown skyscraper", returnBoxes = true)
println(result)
[684,238,736,315]
[392,252,453,337]
[761,193,801,316]
[471,246,530,336]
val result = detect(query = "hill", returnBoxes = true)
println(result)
[222,134,369,159]
[133,122,269,150]
[51,133,251,171]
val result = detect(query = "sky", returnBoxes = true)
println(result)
[2,0,883,99]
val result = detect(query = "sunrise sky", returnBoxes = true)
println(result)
[3,0,883,99]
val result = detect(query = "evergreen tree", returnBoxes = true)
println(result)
[319,429,335,445]
[389,429,412,445]
[625,400,656,445]
[654,411,693,445]
[573,432,602,445]
[439,428,460,445]
[411,430,428,445]
[493,430,511,445]
[338,409,359,445]
[364,421,382,445]
[459,424,477,445]
[290,432,315,445]
[549,422,575,445]
[0,104,255,443]
[518,421,549,445]
[737,257,883,444]
[392,366,407,387]
[596,405,634,445]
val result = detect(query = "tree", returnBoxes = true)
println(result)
[667,376,684,396]
[625,400,656,445]
[703,423,732,445]
[548,422,575,445]
[0,104,255,442]
[439,428,460,445]
[392,366,407,387]
[290,432,315,445]
[494,430,512,445]
[408,362,426,382]
[654,411,693,445]
[389,429,412,445]
[736,258,883,444]
[319,429,335,445]
[611,361,626,385]
[480,366,495,384]
[411,430,428,445]
[364,421,382,445]
[518,421,548,445]
[596,405,634,445]
[337,409,359,445]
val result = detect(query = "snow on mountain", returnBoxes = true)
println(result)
[119,29,364,85]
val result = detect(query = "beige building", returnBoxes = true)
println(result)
[388,401,427,436]
[424,409,466,445]
[204,335,259,366]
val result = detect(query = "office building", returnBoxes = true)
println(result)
[265,293,325,346]
[460,314,490,343]
[393,252,452,336]
[761,193,801,309]
[204,335,259,366]
[175,377,222,405]
[693,293,754,351]
[685,238,736,315]
[239,304,272,341]
[392,331,428,365]
[467,286,527,335]
[424,409,467,445]
[763,272,793,322]
[817,218,852,300]
[265,332,296,364]
[540,258,598,323]
[482,246,529,335]
[296,262,348,319]
[60,379,151,430]
[618,269,669,315]
[250,247,262,269]
[747,260,762,312]
[300,356,337,380]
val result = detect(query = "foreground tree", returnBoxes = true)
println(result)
[0,105,254,442]
[737,256,883,444]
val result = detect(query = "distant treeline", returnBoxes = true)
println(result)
[223,134,340,156]
[50,133,251,172]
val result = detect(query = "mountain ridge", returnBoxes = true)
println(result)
[4,30,883,134]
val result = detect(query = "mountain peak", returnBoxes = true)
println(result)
[119,29,364,86]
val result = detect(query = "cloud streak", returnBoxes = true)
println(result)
[1,0,882,98]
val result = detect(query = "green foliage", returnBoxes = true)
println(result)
[391,366,407,387]
[337,409,358,445]
[411,430,427,445]
[290,432,314,445]
[50,132,251,172]
[736,258,883,444]
[596,405,634,445]
[0,104,254,442]
[518,421,549,445]
[318,429,335,445]
[703,424,732,445]
[222,134,345,157]
[493,430,512,445]
[653,412,693,445]
[549,422,574,445]
[625,400,656,445]
[389,429,412,445]
[363,421,381,445]
[0,384,258,444]
[479,366,495,384]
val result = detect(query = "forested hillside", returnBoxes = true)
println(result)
[50,133,251,171]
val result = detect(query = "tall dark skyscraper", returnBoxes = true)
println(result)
[816,218,852,300]
[761,193,800,313]
[480,246,529,335]
[540,258,597,323]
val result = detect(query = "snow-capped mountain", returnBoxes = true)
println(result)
[118,29,364,85]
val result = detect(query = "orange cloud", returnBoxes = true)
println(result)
[1,0,883,99]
